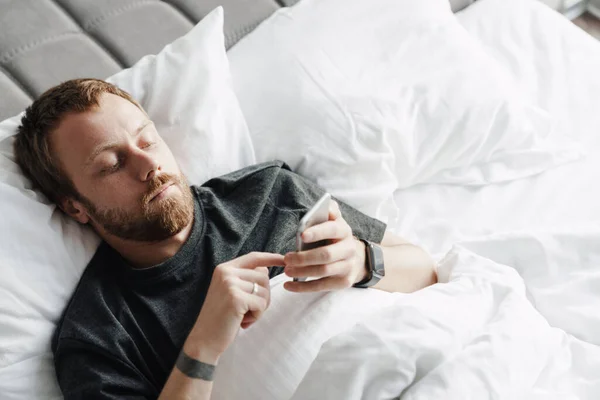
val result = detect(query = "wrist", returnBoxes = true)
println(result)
[176,350,217,381]
[183,333,222,365]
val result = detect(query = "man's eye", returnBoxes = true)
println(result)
[102,163,120,174]
[141,141,155,149]
[101,158,124,174]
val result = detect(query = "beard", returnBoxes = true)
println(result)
[80,173,194,242]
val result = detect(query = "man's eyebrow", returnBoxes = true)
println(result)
[84,120,153,167]
[133,119,153,137]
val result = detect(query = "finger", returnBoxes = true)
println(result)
[285,240,354,267]
[302,220,351,243]
[285,260,348,279]
[243,280,264,297]
[242,312,256,324]
[241,321,255,330]
[237,274,271,321]
[328,200,342,220]
[236,268,271,286]
[237,289,269,320]
[241,322,252,329]
[234,271,270,301]
[242,285,269,321]
[283,276,352,293]
[234,252,286,269]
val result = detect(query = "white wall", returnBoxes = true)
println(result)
[590,0,600,18]
[539,0,597,19]
[563,0,584,8]
[538,0,563,10]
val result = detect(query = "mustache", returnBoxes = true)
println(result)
[142,173,179,205]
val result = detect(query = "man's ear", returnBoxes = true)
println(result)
[59,197,90,224]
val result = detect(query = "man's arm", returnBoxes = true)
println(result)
[370,231,437,293]
[158,252,284,400]
[157,236,435,399]
[283,201,437,293]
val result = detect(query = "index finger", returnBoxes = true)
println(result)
[235,252,286,269]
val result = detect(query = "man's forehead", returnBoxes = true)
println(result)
[91,93,145,127]
[66,93,145,132]
[51,94,149,164]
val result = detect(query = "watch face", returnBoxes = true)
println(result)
[357,240,385,287]
[372,243,385,277]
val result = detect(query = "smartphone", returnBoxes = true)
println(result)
[294,193,332,282]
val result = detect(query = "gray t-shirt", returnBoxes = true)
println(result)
[52,161,386,399]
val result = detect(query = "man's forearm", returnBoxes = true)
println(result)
[370,232,437,293]
[159,367,213,400]
[373,243,437,293]
[158,342,219,400]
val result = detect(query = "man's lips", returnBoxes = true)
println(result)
[149,182,174,202]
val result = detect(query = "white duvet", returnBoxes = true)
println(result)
[212,231,600,399]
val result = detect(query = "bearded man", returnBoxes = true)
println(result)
[14,78,437,400]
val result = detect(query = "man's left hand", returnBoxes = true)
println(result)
[283,200,368,292]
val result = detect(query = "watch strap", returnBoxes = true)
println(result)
[176,351,216,381]
[353,239,382,288]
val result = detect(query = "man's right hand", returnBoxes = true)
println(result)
[182,252,285,363]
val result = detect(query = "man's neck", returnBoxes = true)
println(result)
[100,219,195,269]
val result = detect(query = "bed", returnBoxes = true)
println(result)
[1,0,600,399]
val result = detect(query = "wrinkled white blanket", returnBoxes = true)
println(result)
[212,230,600,399]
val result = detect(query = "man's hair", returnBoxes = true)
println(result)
[14,78,144,205]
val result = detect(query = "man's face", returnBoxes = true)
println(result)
[51,92,194,242]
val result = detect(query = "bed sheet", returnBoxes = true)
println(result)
[389,0,600,259]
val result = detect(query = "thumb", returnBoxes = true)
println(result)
[328,200,342,220]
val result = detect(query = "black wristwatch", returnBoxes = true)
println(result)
[353,239,385,288]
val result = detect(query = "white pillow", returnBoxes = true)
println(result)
[0,7,254,399]
[228,0,581,195]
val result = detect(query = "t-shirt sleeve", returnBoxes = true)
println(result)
[54,338,157,400]
[208,161,388,280]
[275,165,387,244]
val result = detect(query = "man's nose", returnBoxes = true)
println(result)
[133,149,160,181]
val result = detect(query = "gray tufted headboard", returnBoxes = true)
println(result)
[0,0,476,121]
